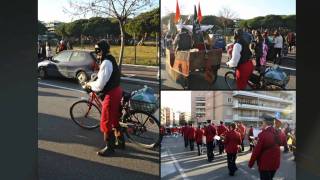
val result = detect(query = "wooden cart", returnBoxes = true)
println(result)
[166,48,222,89]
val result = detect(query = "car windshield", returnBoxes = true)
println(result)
[53,51,72,62]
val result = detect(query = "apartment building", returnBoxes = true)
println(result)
[191,91,296,128]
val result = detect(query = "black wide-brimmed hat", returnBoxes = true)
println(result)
[261,114,275,122]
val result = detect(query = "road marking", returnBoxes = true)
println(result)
[123,64,158,69]
[166,148,190,180]
[38,82,86,93]
[121,77,159,85]
[238,167,259,180]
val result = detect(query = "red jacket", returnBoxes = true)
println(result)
[237,124,246,140]
[188,127,196,140]
[182,126,189,137]
[217,125,228,136]
[248,126,281,171]
[195,128,204,144]
[224,130,242,154]
[204,125,217,143]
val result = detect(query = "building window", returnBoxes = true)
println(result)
[228,98,232,103]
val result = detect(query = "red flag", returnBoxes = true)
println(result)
[198,2,202,23]
[175,0,180,23]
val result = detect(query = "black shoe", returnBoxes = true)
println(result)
[229,172,234,176]
[115,135,126,150]
[97,144,115,156]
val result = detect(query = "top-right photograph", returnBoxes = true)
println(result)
[161,0,296,90]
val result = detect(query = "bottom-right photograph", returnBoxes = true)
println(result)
[160,91,296,180]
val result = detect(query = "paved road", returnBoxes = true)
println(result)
[161,52,296,90]
[122,64,159,82]
[38,79,159,180]
[161,135,296,180]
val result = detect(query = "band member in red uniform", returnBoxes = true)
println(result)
[182,123,189,148]
[195,123,204,156]
[204,120,217,162]
[188,123,196,151]
[236,121,246,152]
[217,121,228,154]
[224,122,242,176]
[248,115,282,180]
[248,125,254,151]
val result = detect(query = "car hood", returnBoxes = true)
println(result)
[38,60,51,67]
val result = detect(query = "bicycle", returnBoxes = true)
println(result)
[69,85,160,149]
[224,64,289,90]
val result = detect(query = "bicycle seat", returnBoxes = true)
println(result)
[122,91,131,102]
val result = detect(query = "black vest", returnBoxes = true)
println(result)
[237,39,252,67]
[101,54,120,93]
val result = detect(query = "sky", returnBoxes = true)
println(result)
[38,0,159,23]
[161,0,296,19]
[161,91,191,112]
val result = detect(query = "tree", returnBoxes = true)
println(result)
[55,23,68,39]
[65,0,157,73]
[218,7,237,34]
[38,21,47,35]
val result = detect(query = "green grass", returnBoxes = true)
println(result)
[74,45,158,66]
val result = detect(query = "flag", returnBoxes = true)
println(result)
[193,5,200,33]
[175,0,180,23]
[168,18,171,31]
[198,2,202,23]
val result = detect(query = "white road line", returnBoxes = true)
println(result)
[123,64,158,69]
[167,148,190,180]
[238,167,259,180]
[121,77,159,85]
[38,82,86,93]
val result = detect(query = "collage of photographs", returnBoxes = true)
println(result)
[37,0,297,179]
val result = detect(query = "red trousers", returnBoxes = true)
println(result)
[236,60,254,90]
[100,86,123,134]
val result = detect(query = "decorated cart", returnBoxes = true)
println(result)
[166,24,222,89]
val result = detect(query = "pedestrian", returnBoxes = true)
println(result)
[224,122,242,176]
[226,29,255,90]
[38,41,42,59]
[182,123,189,148]
[204,120,217,162]
[172,27,193,53]
[45,41,52,59]
[286,32,296,52]
[273,31,283,65]
[67,41,73,50]
[58,40,67,53]
[188,123,196,151]
[195,124,204,156]
[283,123,292,153]
[248,125,254,151]
[250,31,264,72]
[217,121,228,154]
[41,42,46,59]
[84,40,123,156]
[248,114,282,180]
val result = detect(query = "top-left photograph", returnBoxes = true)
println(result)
[38,0,160,180]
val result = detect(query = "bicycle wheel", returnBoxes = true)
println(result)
[70,100,101,129]
[225,71,237,89]
[124,110,160,149]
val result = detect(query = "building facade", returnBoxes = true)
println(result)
[191,91,296,128]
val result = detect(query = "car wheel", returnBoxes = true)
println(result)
[76,71,88,84]
[39,67,47,79]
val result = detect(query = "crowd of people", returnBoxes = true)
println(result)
[160,115,296,179]
[37,40,73,61]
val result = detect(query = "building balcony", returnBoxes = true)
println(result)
[233,114,293,122]
[233,91,293,104]
[233,100,292,113]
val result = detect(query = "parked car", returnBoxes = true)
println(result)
[212,34,226,51]
[38,50,99,84]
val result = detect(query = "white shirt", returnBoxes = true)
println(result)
[226,43,242,67]
[87,59,113,92]
[274,36,283,48]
